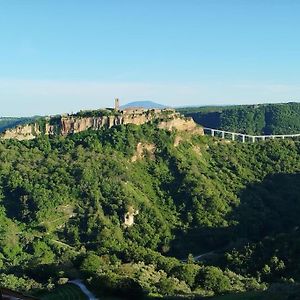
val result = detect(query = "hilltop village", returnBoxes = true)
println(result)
[1,99,203,140]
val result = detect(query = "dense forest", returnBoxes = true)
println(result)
[179,102,300,135]
[0,122,300,299]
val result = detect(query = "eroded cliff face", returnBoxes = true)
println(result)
[1,124,40,141]
[131,142,156,162]
[1,109,204,140]
[59,113,155,136]
[158,116,204,134]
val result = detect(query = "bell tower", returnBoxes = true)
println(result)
[114,98,120,111]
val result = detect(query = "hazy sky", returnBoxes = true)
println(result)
[1,0,300,116]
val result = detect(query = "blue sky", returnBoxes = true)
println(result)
[1,0,300,116]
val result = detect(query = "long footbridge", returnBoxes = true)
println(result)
[203,127,300,143]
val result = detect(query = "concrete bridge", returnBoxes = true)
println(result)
[203,127,300,143]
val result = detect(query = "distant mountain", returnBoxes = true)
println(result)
[121,101,168,109]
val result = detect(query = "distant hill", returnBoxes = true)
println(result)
[0,117,37,133]
[121,101,167,109]
[179,102,300,135]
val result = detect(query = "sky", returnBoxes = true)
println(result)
[1,0,300,116]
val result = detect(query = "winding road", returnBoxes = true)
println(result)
[193,251,214,262]
[181,251,215,263]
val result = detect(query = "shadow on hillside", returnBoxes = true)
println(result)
[89,282,300,300]
[94,173,300,300]
[233,172,300,240]
[186,112,221,128]
[169,172,300,260]
[169,226,235,260]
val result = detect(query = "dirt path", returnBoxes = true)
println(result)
[70,279,98,300]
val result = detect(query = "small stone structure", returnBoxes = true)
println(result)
[114,98,120,111]
[123,206,139,227]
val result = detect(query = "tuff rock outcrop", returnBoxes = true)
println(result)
[1,108,204,140]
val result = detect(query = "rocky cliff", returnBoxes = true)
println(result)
[158,116,204,134]
[1,124,41,141]
[1,109,204,140]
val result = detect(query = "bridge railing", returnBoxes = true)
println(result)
[203,127,300,143]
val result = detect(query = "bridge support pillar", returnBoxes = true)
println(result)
[232,133,235,141]
[252,136,255,143]
[221,131,225,139]
[211,129,215,137]
[242,135,245,143]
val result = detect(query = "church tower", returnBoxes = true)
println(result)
[114,98,120,111]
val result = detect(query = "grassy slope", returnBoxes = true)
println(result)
[41,284,88,300]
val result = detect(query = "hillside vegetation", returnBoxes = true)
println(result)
[0,123,300,299]
[179,102,300,135]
